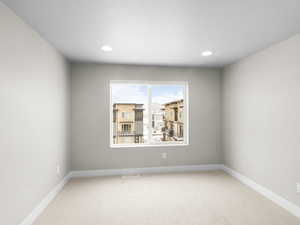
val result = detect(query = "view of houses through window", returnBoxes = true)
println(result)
[111,82,188,146]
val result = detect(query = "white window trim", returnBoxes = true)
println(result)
[109,80,189,148]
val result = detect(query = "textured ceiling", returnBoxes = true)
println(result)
[2,0,300,67]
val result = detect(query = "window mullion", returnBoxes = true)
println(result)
[147,85,152,145]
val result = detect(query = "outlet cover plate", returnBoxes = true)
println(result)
[56,165,60,175]
[297,183,300,193]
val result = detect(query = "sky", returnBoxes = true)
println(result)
[152,85,183,104]
[111,84,184,105]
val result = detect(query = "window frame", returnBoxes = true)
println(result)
[110,80,189,148]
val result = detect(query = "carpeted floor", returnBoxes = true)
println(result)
[33,171,300,225]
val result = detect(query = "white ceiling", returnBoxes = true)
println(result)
[2,0,300,67]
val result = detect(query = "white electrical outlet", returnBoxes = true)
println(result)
[297,183,300,193]
[56,165,60,175]
[161,152,167,159]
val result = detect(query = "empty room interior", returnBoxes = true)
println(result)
[1,1,300,225]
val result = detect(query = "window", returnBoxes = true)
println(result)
[121,124,132,133]
[110,81,189,147]
[121,112,132,120]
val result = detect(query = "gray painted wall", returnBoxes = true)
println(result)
[71,63,222,170]
[223,34,300,207]
[0,3,71,225]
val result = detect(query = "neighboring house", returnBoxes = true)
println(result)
[162,99,184,141]
[152,112,164,133]
[113,103,144,144]
[151,103,164,135]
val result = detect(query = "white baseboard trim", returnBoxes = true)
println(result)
[70,164,223,178]
[20,173,72,225]
[19,164,300,225]
[222,165,300,218]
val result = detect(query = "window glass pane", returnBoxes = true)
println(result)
[111,84,148,145]
[151,85,185,144]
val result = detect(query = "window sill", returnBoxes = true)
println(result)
[110,143,189,149]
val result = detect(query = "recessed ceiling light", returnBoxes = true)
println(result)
[202,51,213,56]
[101,45,112,52]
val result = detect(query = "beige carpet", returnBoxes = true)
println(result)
[33,171,300,225]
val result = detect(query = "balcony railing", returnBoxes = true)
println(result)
[117,131,144,136]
